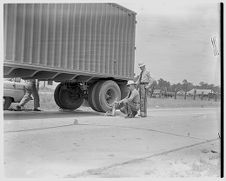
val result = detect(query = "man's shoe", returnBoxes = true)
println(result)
[33,108,41,111]
[140,115,147,118]
[15,105,22,111]
[132,111,138,117]
[105,111,115,116]
[139,112,147,117]
[125,114,133,118]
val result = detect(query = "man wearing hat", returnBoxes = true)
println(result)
[136,62,154,117]
[107,80,140,118]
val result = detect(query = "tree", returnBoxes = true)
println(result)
[151,80,158,89]
[199,82,209,89]
[171,83,182,99]
[158,78,170,91]
[171,83,182,92]
[148,80,157,97]
[213,86,220,93]
[182,79,193,99]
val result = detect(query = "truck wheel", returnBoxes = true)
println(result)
[58,84,84,110]
[95,80,121,112]
[54,83,63,108]
[88,82,104,112]
[4,97,13,110]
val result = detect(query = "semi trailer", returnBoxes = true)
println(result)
[4,3,137,112]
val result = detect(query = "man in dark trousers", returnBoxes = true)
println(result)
[16,79,41,111]
[106,80,140,118]
[136,63,154,117]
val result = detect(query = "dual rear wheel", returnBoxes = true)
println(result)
[54,80,123,112]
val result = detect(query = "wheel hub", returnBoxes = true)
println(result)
[105,89,116,105]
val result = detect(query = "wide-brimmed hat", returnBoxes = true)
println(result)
[127,80,136,86]
[138,62,145,68]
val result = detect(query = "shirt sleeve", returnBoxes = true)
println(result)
[146,71,154,88]
[135,75,140,85]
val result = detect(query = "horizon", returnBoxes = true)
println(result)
[134,74,221,87]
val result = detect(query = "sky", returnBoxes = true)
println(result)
[0,0,221,86]
[114,0,221,86]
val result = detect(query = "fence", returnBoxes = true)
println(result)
[148,90,220,102]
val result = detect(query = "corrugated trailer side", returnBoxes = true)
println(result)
[4,3,136,82]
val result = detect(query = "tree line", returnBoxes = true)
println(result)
[144,78,220,100]
[152,78,220,94]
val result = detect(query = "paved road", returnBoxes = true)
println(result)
[4,107,220,178]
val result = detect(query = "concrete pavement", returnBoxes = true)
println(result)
[4,107,220,178]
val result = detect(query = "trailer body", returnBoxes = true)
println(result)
[4,3,136,82]
[4,3,136,112]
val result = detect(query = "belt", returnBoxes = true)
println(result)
[140,82,148,84]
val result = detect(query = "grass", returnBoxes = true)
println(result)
[147,96,220,109]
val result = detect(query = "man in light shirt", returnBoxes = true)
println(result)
[16,79,41,111]
[136,63,154,117]
[107,80,140,118]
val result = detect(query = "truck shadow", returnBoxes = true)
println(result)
[3,109,104,120]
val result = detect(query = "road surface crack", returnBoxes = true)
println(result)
[65,138,219,178]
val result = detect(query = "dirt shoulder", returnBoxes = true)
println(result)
[78,139,220,178]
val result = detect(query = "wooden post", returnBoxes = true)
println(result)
[184,91,187,100]
[174,91,177,99]
[208,93,211,101]
[193,89,196,100]
[201,92,204,100]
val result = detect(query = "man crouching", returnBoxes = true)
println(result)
[106,80,140,118]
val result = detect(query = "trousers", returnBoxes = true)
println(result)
[114,101,139,116]
[19,82,40,109]
[139,84,148,117]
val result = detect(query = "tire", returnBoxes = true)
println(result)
[88,82,103,112]
[58,84,84,110]
[94,80,121,112]
[4,97,13,110]
[54,83,63,108]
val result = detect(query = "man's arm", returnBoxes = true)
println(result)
[118,91,130,103]
[123,90,136,103]
[135,73,141,87]
[146,71,154,89]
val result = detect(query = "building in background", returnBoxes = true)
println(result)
[187,88,215,96]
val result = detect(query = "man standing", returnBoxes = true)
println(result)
[106,80,140,118]
[136,63,154,117]
[16,79,41,111]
